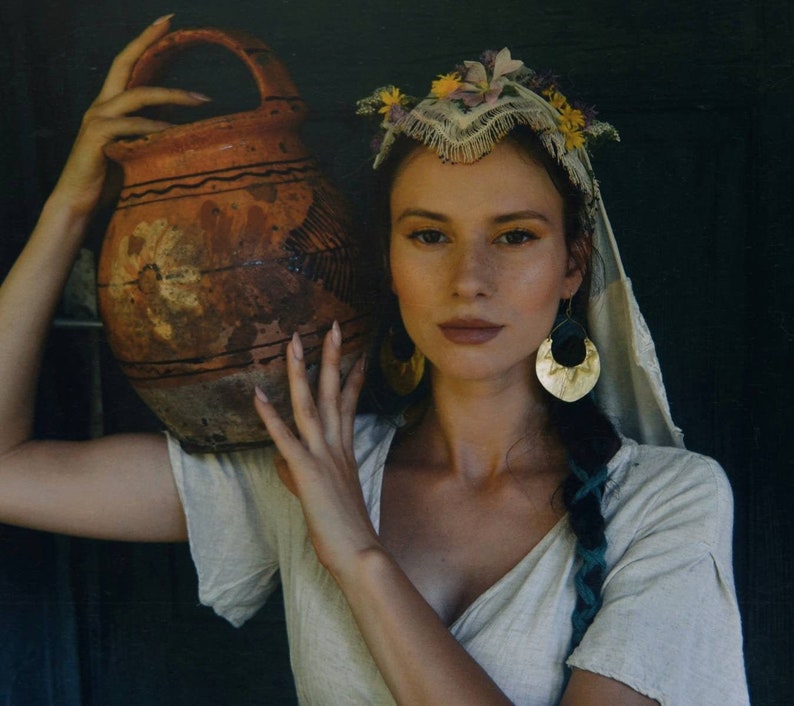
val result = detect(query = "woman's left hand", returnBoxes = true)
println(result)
[253,322,377,581]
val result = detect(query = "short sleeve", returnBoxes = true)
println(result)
[567,450,749,705]
[168,434,285,627]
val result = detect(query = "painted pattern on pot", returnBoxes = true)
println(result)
[97,28,374,452]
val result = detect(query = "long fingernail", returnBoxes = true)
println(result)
[188,91,212,102]
[291,332,304,361]
[331,320,341,348]
[254,386,268,403]
[152,13,175,25]
[358,353,368,373]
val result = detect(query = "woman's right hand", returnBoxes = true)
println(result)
[51,14,211,218]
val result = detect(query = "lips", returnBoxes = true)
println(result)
[438,318,503,344]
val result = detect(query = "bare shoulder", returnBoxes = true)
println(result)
[0,432,185,542]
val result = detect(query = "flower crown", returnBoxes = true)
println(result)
[357,48,619,202]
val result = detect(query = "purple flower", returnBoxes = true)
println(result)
[453,48,524,107]
[572,100,598,125]
[534,69,559,89]
[479,49,499,72]
[387,104,409,123]
[370,132,385,154]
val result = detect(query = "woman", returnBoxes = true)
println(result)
[0,16,748,705]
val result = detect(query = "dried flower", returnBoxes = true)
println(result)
[573,101,598,125]
[560,105,586,130]
[430,72,463,99]
[355,87,390,116]
[451,48,525,107]
[543,87,569,111]
[559,122,586,151]
[357,48,618,163]
[387,104,409,123]
[378,86,408,116]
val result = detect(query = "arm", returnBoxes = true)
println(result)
[254,328,657,705]
[0,16,208,542]
[339,550,657,705]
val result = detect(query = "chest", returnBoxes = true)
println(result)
[377,464,565,626]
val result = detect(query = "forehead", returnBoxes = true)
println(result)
[389,141,564,221]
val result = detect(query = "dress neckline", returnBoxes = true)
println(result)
[363,420,579,630]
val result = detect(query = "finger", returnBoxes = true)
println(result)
[90,87,211,120]
[286,333,325,450]
[56,115,171,203]
[317,321,343,443]
[97,15,175,102]
[81,115,174,144]
[340,354,368,451]
[59,115,172,187]
[273,451,298,497]
[253,387,310,467]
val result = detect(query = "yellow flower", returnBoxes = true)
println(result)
[560,105,586,130]
[543,87,569,110]
[378,86,407,114]
[430,72,463,99]
[559,121,585,151]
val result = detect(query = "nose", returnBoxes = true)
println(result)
[450,242,495,299]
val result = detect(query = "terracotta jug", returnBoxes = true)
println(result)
[97,28,374,452]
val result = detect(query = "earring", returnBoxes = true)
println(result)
[535,299,600,402]
[379,324,426,396]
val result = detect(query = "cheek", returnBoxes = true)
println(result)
[388,241,431,301]
[389,252,437,342]
[388,249,407,298]
[509,255,570,303]
[392,274,431,321]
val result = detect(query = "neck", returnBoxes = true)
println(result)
[397,364,562,485]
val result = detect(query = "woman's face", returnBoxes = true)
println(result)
[389,140,583,387]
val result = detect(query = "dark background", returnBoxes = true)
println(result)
[1,0,791,704]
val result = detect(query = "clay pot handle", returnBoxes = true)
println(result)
[126,27,301,108]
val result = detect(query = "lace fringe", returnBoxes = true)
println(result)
[379,101,597,199]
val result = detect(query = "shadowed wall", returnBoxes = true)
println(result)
[0,1,791,703]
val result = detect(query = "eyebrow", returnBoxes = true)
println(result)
[393,208,551,224]
[493,210,551,224]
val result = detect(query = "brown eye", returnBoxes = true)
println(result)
[409,229,447,244]
[495,229,537,245]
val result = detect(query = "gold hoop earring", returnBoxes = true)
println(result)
[535,299,600,402]
[379,326,425,396]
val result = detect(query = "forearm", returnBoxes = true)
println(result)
[0,15,202,453]
[0,193,91,449]
[337,547,513,706]
[0,18,200,541]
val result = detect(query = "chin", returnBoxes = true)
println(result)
[430,354,532,386]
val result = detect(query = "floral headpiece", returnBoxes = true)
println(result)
[357,48,619,204]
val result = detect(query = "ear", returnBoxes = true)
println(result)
[563,253,585,298]
[563,266,584,300]
[564,235,590,297]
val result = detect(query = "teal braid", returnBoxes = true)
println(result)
[571,459,608,504]
[568,457,609,648]
[549,394,619,655]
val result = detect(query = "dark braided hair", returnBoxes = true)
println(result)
[363,128,622,654]
[551,394,620,650]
